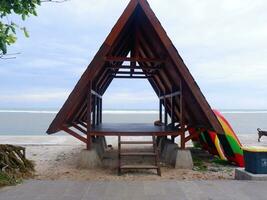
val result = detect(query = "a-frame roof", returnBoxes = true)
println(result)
[47,0,224,134]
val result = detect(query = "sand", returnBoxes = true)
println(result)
[1,134,267,181]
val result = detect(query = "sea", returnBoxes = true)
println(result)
[0,109,267,136]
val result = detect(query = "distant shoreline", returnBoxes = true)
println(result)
[0,134,265,147]
[1,109,267,114]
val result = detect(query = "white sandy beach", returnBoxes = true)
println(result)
[1,134,266,181]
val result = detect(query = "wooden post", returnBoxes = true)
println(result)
[180,80,185,149]
[87,81,92,150]
[159,98,162,122]
[171,88,175,143]
[164,95,168,126]
[96,96,100,125]
[130,51,135,77]
[92,94,96,127]
[100,98,102,124]
[171,92,175,128]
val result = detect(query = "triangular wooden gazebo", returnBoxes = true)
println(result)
[47,0,224,151]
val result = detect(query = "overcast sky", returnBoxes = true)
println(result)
[1,0,267,110]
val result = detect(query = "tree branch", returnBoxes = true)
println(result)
[0,52,21,60]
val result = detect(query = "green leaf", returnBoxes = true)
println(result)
[4,27,10,35]
[22,14,26,21]
[0,0,41,54]
[10,26,16,34]
[22,27,29,38]
[0,40,7,54]
[6,35,17,45]
[33,10,38,16]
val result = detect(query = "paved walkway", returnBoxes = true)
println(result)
[1,180,267,200]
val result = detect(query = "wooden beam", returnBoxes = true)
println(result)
[89,131,182,136]
[159,98,162,122]
[107,65,161,70]
[92,94,96,127]
[114,71,153,75]
[180,80,185,149]
[105,56,164,63]
[112,75,152,79]
[100,98,102,123]
[87,82,92,150]
[164,96,168,126]
[171,94,175,128]
[96,97,100,125]
[62,126,87,144]
[73,101,86,124]
[79,121,87,128]
[100,76,113,95]
[72,123,87,135]
[130,50,135,77]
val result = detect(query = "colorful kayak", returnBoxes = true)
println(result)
[188,110,244,167]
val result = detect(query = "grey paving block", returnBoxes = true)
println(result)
[1,180,267,200]
[235,168,267,181]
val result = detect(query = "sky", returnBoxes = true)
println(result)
[0,0,267,110]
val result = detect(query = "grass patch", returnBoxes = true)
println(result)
[192,156,208,172]
[211,157,230,166]
[0,172,22,187]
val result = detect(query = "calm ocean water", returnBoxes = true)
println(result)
[0,110,266,135]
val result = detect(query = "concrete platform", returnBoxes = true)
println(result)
[160,138,193,169]
[1,180,267,200]
[175,149,193,169]
[76,149,101,169]
[235,168,267,180]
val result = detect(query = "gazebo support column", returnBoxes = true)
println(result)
[96,96,100,125]
[159,98,162,123]
[171,89,175,128]
[92,95,96,127]
[171,94,175,142]
[86,81,92,150]
[100,98,102,124]
[164,95,168,126]
[180,80,185,149]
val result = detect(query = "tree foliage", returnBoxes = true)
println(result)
[0,0,41,56]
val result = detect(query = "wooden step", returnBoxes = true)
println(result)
[118,135,161,176]
[120,141,154,144]
[120,165,158,169]
[120,152,156,156]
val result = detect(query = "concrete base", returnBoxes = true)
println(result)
[93,136,106,159]
[160,138,176,159]
[77,149,101,169]
[175,149,193,169]
[235,168,267,180]
[164,143,179,164]
[159,137,193,169]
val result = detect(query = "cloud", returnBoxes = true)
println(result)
[1,0,267,109]
[0,89,69,103]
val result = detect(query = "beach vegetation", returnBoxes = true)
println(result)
[211,156,230,166]
[0,144,34,187]
[0,171,21,187]
[192,156,208,171]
